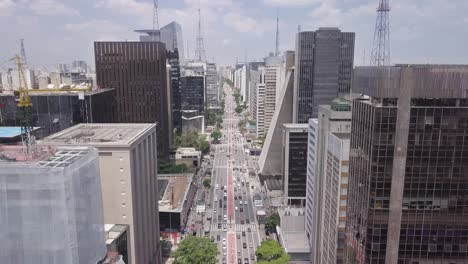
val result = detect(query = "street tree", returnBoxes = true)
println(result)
[264,213,280,233]
[211,128,222,142]
[172,236,219,264]
[256,239,290,264]
[203,178,211,188]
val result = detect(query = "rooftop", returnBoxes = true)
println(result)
[265,178,282,191]
[0,88,113,97]
[39,123,155,147]
[283,123,309,129]
[104,224,128,246]
[158,173,193,212]
[279,232,310,254]
[0,145,91,165]
[332,132,351,140]
[0,126,40,140]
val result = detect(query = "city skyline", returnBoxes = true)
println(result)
[1,0,468,68]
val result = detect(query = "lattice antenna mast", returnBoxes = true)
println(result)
[20,39,28,66]
[194,8,207,62]
[370,0,390,66]
[275,10,280,56]
[152,0,159,42]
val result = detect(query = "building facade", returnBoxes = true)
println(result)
[0,89,114,139]
[253,83,266,137]
[282,123,309,205]
[206,63,219,108]
[180,75,205,112]
[94,41,170,158]
[306,102,352,264]
[167,50,182,133]
[40,124,162,264]
[0,146,106,264]
[293,28,355,123]
[346,65,468,264]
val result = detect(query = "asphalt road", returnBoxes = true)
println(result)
[204,84,262,264]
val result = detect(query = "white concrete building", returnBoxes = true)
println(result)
[1,68,35,91]
[253,83,266,137]
[175,147,201,168]
[305,101,351,264]
[40,124,162,264]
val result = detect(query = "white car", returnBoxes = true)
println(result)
[239,201,243,205]
[244,201,248,205]
[235,207,238,211]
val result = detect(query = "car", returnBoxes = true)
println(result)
[242,231,246,237]
[247,227,251,232]
[235,207,238,211]
[237,258,242,264]
[234,196,237,200]
[239,201,243,205]
[218,223,222,229]
[223,227,227,232]
[222,237,226,243]
[224,215,227,220]
[224,204,227,209]
[250,255,255,260]
[244,258,249,264]
[244,201,247,204]
[243,243,247,249]
[249,242,253,248]
[246,219,250,224]
[240,208,244,212]
[224,196,227,201]
[237,234,240,239]
[223,251,227,256]
[239,195,242,200]
[217,235,220,241]
[214,209,217,213]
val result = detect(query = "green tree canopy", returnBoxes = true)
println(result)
[172,236,219,264]
[203,178,211,188]
[174,131,210,154]
[256,239,290,264]
[211,128,222,141]
[265,213,280,232]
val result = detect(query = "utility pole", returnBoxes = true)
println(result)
[20,39,28,67]
[370,0,390,66]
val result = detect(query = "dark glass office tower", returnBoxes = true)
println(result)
[180,76,205,112]
[346,65,468,264]
[167,50,182,133]
[94,41,170,158]
[293,28,354,123]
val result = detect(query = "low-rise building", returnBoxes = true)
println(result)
[277,207,310,263]
[158,173,196,232]
[175,147,201,168]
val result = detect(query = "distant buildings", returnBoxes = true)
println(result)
[306,102,351,264]
[0,68,35,91]
[94,41,171,158]
[346,65,468,264]
[0,89,114,139]
[293,28,355,123]
[181,110,204,134]
[253,83,266,137]
[206,63,219,108]
[0,146,106,264]
[40,123,162,264]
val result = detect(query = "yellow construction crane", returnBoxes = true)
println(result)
[11,54,34,154]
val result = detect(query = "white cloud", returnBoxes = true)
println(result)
[262,0,320,7]
[64,19,127,39]
[223,12,275,35]
[0,0,15,16]
[30,0,79,16]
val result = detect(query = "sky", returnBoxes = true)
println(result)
[0,0,468,70]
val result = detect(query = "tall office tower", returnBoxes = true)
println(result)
[180,75,205,112]
[254,83,266,137]
[167,50,182,133]
[94,41,170,158]
[40,124,161,264]
[293,28,354,123]
[249,66,265,115]
[306,101,352,264]
[346,65,468,264]
[206,63,219,108]
[282,123,309,204]
[0,146,106,264]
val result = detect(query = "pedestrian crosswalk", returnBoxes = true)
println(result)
[210,223,257,232]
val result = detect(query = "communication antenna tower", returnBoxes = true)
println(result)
[275,10,280,56]
[194,8,207,62]
[20,39,28,66]
[370,0,390,66]
[152,0,159,41]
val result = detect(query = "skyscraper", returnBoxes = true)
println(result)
[293,28,354,123]
[41,123,162,264]
[206,63,219,108]
[180,75,205,112]
[346,65,468,264]
[94,41,170,158]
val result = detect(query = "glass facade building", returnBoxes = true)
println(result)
[293,28,355,123]
[94,41,170,158]
[180,76,205,112]
[346,65,468,264]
